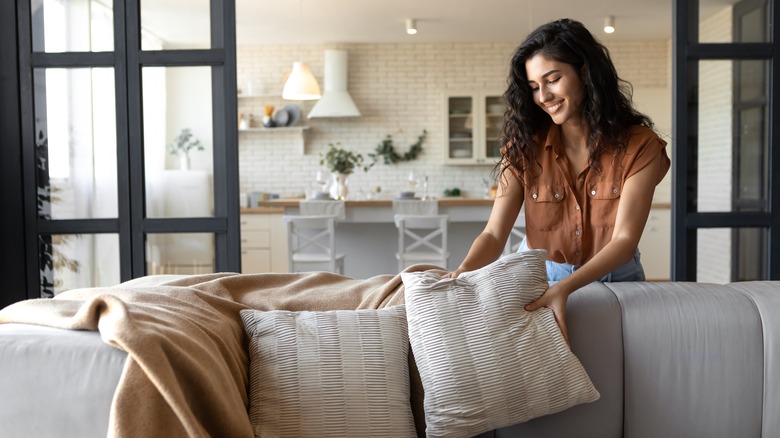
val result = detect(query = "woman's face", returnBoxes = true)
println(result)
[525,53,585,128]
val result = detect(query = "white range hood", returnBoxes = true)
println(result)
[307,49,361,118]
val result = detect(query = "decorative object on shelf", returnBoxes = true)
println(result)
[365,129,427,170]
[238,113,248,130]
[320,143,364,200]
[285,104,302,126]
[272,108,289,126]
[262,105,275,128]
[167,128,204,171]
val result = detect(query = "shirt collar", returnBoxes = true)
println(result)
[542,123,565,157]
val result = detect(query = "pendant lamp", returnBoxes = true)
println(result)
[282,61,321,100]
[282,0,321,101]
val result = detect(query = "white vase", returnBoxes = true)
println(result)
[179,153,190,171]
[330,173,349,200]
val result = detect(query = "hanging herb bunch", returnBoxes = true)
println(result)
[365,129,427,171]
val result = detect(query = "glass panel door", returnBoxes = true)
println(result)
[20,0,238,297]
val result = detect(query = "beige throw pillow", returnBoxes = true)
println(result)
[240,307,416,438]
[402,250,600,438]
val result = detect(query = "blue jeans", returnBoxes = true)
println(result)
[518,238,645,282]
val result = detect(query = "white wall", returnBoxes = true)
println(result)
[696,6,733,284]
[236,40,671,200]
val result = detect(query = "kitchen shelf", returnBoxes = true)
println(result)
[238,126,309,133]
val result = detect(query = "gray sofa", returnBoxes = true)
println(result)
[1,280,778,437]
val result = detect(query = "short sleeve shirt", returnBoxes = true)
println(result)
[513,123,670,265]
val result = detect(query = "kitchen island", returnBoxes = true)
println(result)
[241,197,512,278]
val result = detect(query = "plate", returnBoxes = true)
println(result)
[284,104,302,126]
[272,108,289,126]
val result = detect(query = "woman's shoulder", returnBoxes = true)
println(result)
[627,124,664,141]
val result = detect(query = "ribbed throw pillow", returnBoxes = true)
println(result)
[402,250,600,438]
[240,307,416,438]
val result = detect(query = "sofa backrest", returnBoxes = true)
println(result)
[490,281,780,438]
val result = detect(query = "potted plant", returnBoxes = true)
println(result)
[320,143,364,199]
[167,128,204,170]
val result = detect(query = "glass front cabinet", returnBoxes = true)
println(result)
[443,91,506,165]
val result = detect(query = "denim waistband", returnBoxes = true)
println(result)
[518,238,645,282]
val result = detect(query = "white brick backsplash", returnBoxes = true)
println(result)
[238,41,670,198]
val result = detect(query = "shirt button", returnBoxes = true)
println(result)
[575,230,580,236]
[575,205,580,210]
[575,251,580,256]
[591,190,596,196]
[612,187,618,194]
[532,193,538,199]
[554,193,560,199]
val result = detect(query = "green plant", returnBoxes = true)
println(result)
[365,129,426,171]
[167,128,204,156]
[320,143,364,174]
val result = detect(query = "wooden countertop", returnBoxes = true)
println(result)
[241,198,672,213]
[249,197,495,209]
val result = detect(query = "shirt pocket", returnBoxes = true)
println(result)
[525,184,566,231]
[588,180,621,228]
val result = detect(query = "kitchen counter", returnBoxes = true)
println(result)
[251,197,494,208]
[240,197,503,278]
[239,198,671,279]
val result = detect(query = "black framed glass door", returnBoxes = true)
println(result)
[673,0,777,281]
[16,0,239,297]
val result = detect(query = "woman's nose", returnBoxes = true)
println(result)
[538,85,551,102]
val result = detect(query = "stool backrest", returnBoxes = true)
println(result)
[392,199,438,216]
[284,215,340,272]
[394,214,449,271]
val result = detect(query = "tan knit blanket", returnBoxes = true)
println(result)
[0,267,442,437]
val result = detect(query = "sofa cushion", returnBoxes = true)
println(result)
[608,282,764,438]
[240,306,416,438]
[402,250,600,438]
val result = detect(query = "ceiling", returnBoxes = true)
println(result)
[235,0,675,44]
[143,0,677,47]
[141,0,747,47]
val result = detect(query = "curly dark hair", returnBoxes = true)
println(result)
[496,18,652,183]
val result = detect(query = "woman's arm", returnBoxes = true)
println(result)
[524,152,664,344]
[445,167,524,278]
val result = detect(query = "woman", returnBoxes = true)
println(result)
[447,19,670,344]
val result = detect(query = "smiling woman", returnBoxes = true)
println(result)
[448,18,671,344]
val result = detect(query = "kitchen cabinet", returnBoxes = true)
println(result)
[443,91,506,165]
[240,213,288,273]
[638,207,671,281]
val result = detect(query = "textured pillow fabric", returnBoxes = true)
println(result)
[240,306,416,438]
[402,249,600,438]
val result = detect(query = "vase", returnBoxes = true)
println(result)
[179,153,191,171]
[330,173,349,200]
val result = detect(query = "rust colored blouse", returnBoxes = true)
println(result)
[510,123,670,265]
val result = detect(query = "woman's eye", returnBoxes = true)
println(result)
[548,77,560,84]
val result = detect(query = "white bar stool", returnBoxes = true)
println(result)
[284,215,345,274]
[394,214,450,271]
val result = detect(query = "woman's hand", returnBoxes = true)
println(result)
[443,268,466,279]
[524,282,570,346]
